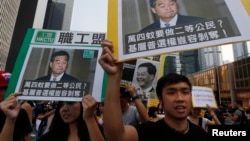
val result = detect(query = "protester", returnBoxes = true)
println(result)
[147,106,159,122]
[0,93,21,141]
[0,71,32,141]
[33,101,56,137]
[96,102,104,126]
[227,100,245,125]
[245,109,250,125]
[188,104,221,132]
[122,84,149,125]
[36,94,105,141]
[99,39,208,141]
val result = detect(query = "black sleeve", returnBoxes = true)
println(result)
[13,108,33,141]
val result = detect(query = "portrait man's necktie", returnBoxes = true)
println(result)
[53,77,57,81]
[165,23,170,27]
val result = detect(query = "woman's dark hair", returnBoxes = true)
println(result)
[96,102,104,116]
[48,101,90,141]
[157,103,164,114]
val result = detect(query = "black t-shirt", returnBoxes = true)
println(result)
[0,108,32,141]
[135,119,208,141]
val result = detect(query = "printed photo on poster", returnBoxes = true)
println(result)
[6,28,106,102]
[16,47,102,101]
[132,59,160,107]
[108,0,250,61]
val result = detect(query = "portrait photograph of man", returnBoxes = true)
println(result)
[132,59,160,107]
[110,0,249,61]
[15,47,101,101]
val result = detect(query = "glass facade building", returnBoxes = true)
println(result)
[233,56,250,107]
[0,0,20,70]
[188,55,250,108]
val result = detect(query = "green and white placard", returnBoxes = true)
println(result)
[6,28,107,102]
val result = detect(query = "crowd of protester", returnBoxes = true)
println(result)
[0,42,249,141]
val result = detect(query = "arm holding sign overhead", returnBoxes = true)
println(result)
[206,104,221,125]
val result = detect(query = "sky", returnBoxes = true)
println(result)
[70,0,234,62]
[70,0,108,32]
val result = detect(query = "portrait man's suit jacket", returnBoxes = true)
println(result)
[140,14,207,32]
[36,73,79,82]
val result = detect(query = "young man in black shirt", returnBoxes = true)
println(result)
[99,40,208,141]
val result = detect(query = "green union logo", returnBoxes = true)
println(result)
[83,50,95,58]
[35,31,56,43]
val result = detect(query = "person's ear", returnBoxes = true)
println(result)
[49,62,53,68]
[151,8,157,14]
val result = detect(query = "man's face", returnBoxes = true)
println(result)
[136,67,154,89]
[161,82,192,119]
[151,0,178,22]
[50,55,68,76]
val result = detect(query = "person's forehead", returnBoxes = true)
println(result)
[137,67,148,72]
[54,56,68,61]
[156,0,176,3]
[164,82,190,89]
[55,55,67,59]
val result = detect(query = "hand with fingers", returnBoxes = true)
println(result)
[82,94,106,141]
[125,84,137,97]
[82,94,97,120]
[99,39,123,75]
[206,104,216,117]
[0,92,22,120]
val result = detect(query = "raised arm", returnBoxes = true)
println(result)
[99,40,138,141]
[82,95,105,141]
[0,93,21,141]
[206,104,221,125]
[126,84,150,122]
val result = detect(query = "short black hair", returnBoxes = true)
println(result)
[156,73,192,98]
[150,0,177,8]
[50,50,70,62]
[138,62,157,77]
